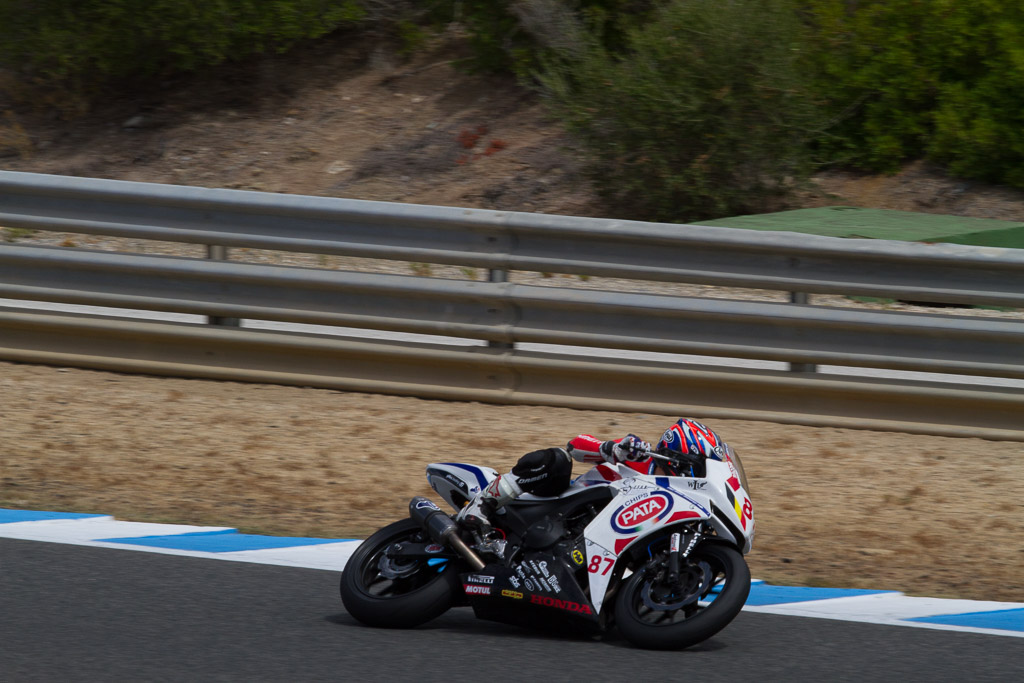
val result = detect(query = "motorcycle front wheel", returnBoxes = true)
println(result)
[340,518,461,628]
[614,541,750,650]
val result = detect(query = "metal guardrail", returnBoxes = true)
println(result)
[2,170,1024,306]
[3,308,1022,441]
[2,244,1023,379]
[1,171,1023,439]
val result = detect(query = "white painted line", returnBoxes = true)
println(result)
[0,515,361,568]
[219,542,363,571]
[744,592,1024,638]
[0,517,233,543]
[753,592,1024,620]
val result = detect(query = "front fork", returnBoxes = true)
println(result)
[665,526,704,585]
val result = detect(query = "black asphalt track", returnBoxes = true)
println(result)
[1,538,1021,682]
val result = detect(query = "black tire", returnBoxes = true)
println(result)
[340,518,461,628]
[614,541,750,650]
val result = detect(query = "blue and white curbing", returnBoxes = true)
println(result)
[3,507,1022,638]
[0,508,362,571]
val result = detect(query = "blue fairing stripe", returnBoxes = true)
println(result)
[440,463,490,490]
[655,476,710,515]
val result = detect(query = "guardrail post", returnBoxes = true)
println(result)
[788,291,817,373]
[488,269,514,350]
[205,245,241,327]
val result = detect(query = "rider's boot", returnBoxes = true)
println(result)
[456,473,522,533]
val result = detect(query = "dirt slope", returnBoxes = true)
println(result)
[6,34,1024,218]
[1,36,598,217]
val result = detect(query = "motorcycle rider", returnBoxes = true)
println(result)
[457,418,727,531]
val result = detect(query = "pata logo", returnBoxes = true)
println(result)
[616,496,665,526]
[611,492,673,533]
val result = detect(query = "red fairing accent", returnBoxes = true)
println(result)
[624,459,655,475]
[666,511,702,524]
[567,434,605,463]
[726,476,741,492]
[594,464,622,481]
[614,537,636,554]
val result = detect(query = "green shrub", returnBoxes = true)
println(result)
[805,0,1024,187]
[424,1,660,76]
[926,6,1024,186]
[441,0,533,74]
[540,0,819,222]
[0,0,365,97]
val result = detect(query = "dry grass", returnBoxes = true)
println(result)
[0,110,33,159]
[2,361,1023,601]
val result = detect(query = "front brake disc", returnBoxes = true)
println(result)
[640,560,713,611]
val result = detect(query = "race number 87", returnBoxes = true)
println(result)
[588,555,614,575]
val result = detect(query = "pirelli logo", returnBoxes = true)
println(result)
[501,589,524,599]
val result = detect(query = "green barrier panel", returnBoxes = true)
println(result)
[698,206,1024,248]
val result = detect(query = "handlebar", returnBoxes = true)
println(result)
[642,447,704,469]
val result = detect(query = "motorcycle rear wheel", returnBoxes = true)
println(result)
[614,541,750,650]
[340,518,460,628]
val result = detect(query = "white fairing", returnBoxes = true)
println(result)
[426,463,497,510]
[580,460,754,614]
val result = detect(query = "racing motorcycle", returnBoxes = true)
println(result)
[340,443,754,650]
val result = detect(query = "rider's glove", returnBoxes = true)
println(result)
[601,434,651,463]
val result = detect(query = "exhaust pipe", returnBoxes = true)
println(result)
[409,496,485,571]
